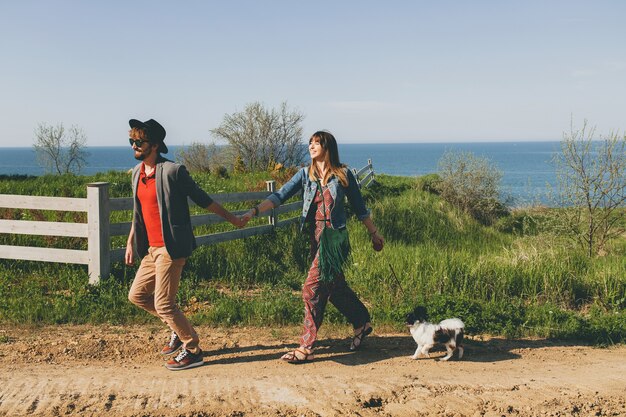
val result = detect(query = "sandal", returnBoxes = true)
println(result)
[280,347,315,364]
[350,324,373,351]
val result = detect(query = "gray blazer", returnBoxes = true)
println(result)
[132,156,214,259]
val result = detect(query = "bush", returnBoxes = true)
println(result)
[494,210,539,235]
[214,165,229,178]
[177,142,231,174]
[585,305,626,345]
[437,150,509,225]
[416,173,442,194]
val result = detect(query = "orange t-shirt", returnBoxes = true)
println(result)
[136,164,165,247]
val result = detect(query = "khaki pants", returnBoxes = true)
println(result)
[128,246,200,352]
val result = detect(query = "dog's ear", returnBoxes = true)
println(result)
[413,306,428,321]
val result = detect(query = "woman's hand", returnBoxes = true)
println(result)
[370,230,384,251]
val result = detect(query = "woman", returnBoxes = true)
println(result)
[241,131,385,363]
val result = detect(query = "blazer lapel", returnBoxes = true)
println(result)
[132,165,141,198]
[155,162,164,214]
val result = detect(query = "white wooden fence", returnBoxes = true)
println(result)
[353,159,375,188]
[0,160,375,284]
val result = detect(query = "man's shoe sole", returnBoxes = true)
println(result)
[165,360,204,371]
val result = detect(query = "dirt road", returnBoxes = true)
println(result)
[0,325,624,416]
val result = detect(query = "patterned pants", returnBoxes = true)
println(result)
[300,222,371,349]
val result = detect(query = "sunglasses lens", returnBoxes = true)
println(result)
[129,138,142,147]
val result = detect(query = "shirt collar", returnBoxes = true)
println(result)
[140,163,156,179]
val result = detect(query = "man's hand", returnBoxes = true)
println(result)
[240,210,254,226]
[231,216,245,228]
[125,244,135,265]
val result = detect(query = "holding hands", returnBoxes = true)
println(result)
[239,208,255,226]
[239,203,265,228]
[230,216,246,228]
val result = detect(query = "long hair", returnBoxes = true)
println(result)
[308,131,348,187]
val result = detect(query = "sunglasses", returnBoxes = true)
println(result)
[129,138,149,147]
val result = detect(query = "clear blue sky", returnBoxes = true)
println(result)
[1,1,625,146]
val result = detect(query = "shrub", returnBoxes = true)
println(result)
[177,142,232,174]
[585,305,626,345]
[416,173,442,194]
[214,165,229,178]
[437,150,509,225]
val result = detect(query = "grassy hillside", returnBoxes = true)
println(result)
[0,172,624,344]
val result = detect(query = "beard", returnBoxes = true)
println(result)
[134,147,151,161]
[133,143,155,161]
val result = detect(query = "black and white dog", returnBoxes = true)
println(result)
[405,306,465,361]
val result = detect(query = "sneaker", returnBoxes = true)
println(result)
[161,331,183,355]
[165,348,204,371]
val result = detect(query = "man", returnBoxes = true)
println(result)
[125,118,243,371]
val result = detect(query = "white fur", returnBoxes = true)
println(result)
[408,318,465,361]
[439,318,465,330]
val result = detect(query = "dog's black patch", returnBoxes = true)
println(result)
[405,306,429,324]
[434,328,454,344]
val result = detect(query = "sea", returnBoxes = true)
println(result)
[0,142,562,205]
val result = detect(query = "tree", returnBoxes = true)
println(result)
[551,120,626,256]
[437,150,509,225]
[177,141,226,174]
[33,123,88,174]
[211,102,306,172]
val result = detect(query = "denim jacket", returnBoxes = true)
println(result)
[267,166,370,230]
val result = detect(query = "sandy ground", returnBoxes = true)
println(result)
[0,324,624,417]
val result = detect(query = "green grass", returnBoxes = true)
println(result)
[0,172,624,345]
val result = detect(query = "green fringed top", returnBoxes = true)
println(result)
[316,181,351,283]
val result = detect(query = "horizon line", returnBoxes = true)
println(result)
[0,139,567,149]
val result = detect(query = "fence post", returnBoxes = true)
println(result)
[266,180,276,226]
[87,182,110,284]
[352,168,361,188]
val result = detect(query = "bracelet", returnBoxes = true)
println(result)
[369,229,378,235]
[252,206,259,217]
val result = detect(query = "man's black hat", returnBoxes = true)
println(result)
[129,118,168,154]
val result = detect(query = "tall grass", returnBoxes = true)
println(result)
[0,172,624,344]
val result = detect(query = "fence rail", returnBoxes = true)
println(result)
[0,160,375,284]
[353,159,374,188]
